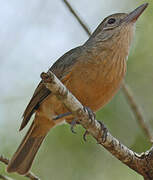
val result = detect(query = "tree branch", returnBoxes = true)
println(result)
[63,0,91,36]
[0,155,40,180]
[0,174,14,180]
[122,83,153,142]
[41,71,153,180]
[62,0,152,142]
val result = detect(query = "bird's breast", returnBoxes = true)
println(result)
[65,56,126,111]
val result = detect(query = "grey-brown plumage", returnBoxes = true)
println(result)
[20,46,83,131]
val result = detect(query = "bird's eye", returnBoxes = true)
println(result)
[107,18,116,24]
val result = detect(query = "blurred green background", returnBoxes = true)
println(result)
[0,0,153,179]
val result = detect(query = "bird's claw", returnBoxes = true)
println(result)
[83,130,90,142]
[70,118,77,134]
[83,106,96,122]
[98,120,108,143]
[82,106,95,142]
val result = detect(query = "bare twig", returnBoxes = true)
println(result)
[0,174,14,180]
[0,156,9,166]
[63,0,91,36]
[122,83,153,142]
[0,155,40,180]
[41,70,153,179]
[25,172,40,180]
[62,0,152,142]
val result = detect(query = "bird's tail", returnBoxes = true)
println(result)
[7,117,54,175]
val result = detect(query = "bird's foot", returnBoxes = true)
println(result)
[82,106,96,142]
[97,120,108,143]
[83,130,89,142]
[83,106,96,121]
[70,118,77,134]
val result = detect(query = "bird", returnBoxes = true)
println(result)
[7,3,148,175]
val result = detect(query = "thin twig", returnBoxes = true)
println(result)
[41,70,153,179]
[25,172,40,180]
[0,174,14,180]
[0,156,9,165]
[62,0,152,142]
[0,155,40,180]
[63,0,91,36]
[122,83,153,142]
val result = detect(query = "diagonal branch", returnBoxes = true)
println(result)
[41,70,153,180]
[0,155,40,180]
[63,0,91,36]
[0,174,14,180]
[62,0,152,142]
[122,83,153,142]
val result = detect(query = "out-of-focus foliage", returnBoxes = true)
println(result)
[0,0,152,179]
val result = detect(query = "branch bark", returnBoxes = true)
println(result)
[62,0,152,143]
[0,155,40,180]
[41,71,153,180]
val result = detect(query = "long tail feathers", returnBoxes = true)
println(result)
[7,122,46,175]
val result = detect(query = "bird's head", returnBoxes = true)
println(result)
[86,3,148,54]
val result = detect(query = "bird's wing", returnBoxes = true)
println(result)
[20,46,82,130]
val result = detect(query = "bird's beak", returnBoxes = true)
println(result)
[123,3,148,23]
